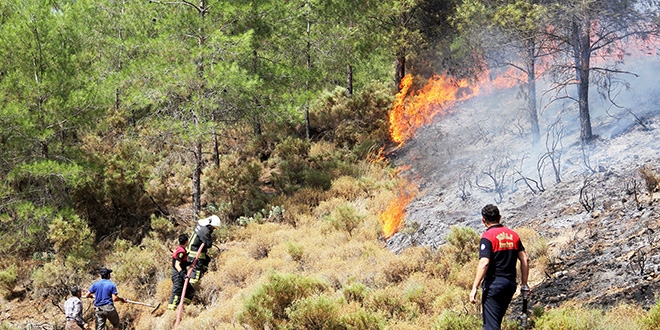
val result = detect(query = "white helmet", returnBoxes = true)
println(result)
[199,215,221,227]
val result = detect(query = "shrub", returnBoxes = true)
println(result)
[48,210,96,269]
[640,299,660,330]
[433,310,481,330]
[327,203,365,237]
[383,247,429,284]
[328,176,369,201]
[343,282,369,304]
[365,286,419,321]
[0,265,17,297]
[338,307,386,330]
[515,227,548,260]
[444,226,479,265]
[203,154,268,220]
[286,242,305,263]
[106,237,166,297]
[270,137,311,195]
[237,272,329,329]
[639,166,660,194]
[149,215,175,241]
[286,294,342,330]
[31,261,88,302]
[534,306,603,330]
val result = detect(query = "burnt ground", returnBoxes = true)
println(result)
[386,58,660,312]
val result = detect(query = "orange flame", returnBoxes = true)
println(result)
[380,179,417,239]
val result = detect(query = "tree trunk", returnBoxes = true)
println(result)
[573,19,593,143]
[346,64,353,97]
[525,38,539,144]
[305,15,311,140]
[395,48,405,91]
[192,141,202,214]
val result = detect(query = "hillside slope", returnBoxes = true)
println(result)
[387,57,660,309]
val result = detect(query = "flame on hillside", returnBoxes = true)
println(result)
[382,68,523,238]
[380,179,417,239]
[389,68,525,146]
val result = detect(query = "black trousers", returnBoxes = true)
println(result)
[481,276,516,330]
[168,269,195,308]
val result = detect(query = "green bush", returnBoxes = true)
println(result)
[338,308,386,330]
[327,203,364,237]
[433,310,481,330]
[286,242,305,263]
[445,226,479,265]
[203,154,268,221]
[365,286,419,321]
[237,272,329,329]
[286,294,341,330]
[270,137,311,194]
[534,306,603,330]
[640,299,660,330]
[107,237,166,297]
[48,209,96,269]
[309,82,392,148]
[343,282,369,304]
[0,265,17,297]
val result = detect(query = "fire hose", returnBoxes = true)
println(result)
[520,284,531,329]
[174,242,205,330]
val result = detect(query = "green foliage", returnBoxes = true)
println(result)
[48,209,96,269]
[534,306,603,330]
[203,154,268,221]
[327,203,365,237]
[309,82,392,149]
[433,310,481,330]
[639,299,660,330]
[286,294,342,330]
[106,237,166,297]
[0,321,20,330]
[365,286,419,321]
[343,282,369,304]
[286,242,305,263]
[445,226,480,265]
[31,261,88,302]
[149,215,175,241]
[237,272,330,329]
[338,308,386,330]
[0,202,56,257]
[270,137,311,194]
[0,265,17,297]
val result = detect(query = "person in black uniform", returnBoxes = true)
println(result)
[187,215,220,284]
[469,204,530,330]
[167,233,194,310]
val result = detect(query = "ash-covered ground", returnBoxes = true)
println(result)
[386,57,660,310]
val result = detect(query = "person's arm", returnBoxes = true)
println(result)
[85,291,94,299]
[112,293,126,303]
[469,257,490,303]
[518,250,529,287]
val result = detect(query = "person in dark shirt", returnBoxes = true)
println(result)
[187,215,220,284]
[167,233,195,310]
[469,204,529,330]
[85,268,126,330]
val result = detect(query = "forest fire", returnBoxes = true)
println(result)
[382,68,523,238]
[380,181,416,239]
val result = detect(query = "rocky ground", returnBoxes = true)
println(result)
[386,58,660,312]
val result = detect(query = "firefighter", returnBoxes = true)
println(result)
[187,215,220,284]
[167,233,194,310]
[469,204,530,330]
